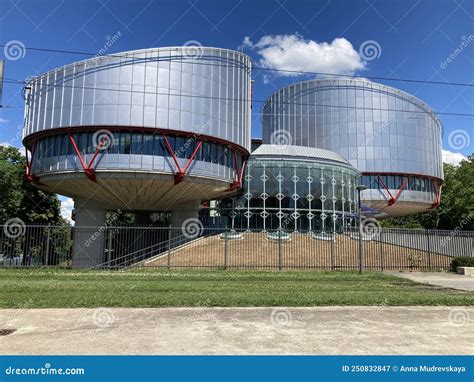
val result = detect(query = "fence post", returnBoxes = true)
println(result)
[426,229,432,271]
[44,225,51,266]
[330,230,335,271]
[107,228,112,268]
[167,225,172,270]
[278,230,282,271]
[379,229,384,271]
[223,229,228,270]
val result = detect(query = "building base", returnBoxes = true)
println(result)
[72,199,107,268]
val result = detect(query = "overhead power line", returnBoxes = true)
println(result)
[1,79,473,117]
[1,43,473,88]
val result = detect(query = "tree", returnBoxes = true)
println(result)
[0,146,23,222]
[0,146,64,225]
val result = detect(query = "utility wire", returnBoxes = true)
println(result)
[1,79,473,117]
[1,43,473,88]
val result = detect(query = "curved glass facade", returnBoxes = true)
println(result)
[261,79,443,216]
[23,47,252,151]
[31,131,244,182]
[234,150,359,231]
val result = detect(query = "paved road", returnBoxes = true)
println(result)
[386,272,474,292]
[1,307,472,355]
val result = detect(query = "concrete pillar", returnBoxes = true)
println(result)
[133,212,151,261]
[72,199,107,268]
[170,200,201,241]
[170,200,201,228]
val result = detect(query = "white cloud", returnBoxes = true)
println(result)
[442,149,466,165]
[243,34,366,77]
[59,196,75,225]
[0,142,25,156]
[0,118,9,123]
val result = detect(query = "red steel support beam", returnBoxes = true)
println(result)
[162,134,203,185]
[174,141,203,185]
[227,152,247,192]
[431,181,442,208]
[376,175,394,202]
[68,133,97,182]
[377,175,410,206]
[388,176,409,206]
[25,143,40,183]
[161,134,182,175]
[182,141,203,174]
[86,135,109,171]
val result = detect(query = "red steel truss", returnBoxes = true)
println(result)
[431,180,442,208]
[25,142,41,184]
[375,175,408,206]
[161,134,203,185]
[227,151,247,192]
[364,172,443,208]
[68,132,110,182]
[25,127,249,189]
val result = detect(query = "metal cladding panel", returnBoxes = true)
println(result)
[23,47,252,151]
[261,79,444,181]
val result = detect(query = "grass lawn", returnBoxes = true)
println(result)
[0,268,473,308]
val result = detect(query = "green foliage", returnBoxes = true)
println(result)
[0,145,64,225]
[450,256,474,272]
[382,156,474,230]
[407,253,421,270]
[0,146,23,222]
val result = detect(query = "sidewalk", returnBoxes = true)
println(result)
[1,306,472,355]
[386,272,474,292]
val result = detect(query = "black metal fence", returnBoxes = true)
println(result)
[0,225,472,271]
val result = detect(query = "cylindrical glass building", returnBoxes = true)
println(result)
[262,78,443,217]
[233,144,359,231]
[22,47,252,211]
[22,46,252,267]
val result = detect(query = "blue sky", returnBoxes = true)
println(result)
[1,0,473,154]
[0,0,473,218]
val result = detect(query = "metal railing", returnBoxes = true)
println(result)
[0,225,472,270]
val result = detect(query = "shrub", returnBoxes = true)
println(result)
[407,253,421,270]
[450,256,474,272]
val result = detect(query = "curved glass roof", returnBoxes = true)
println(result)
[251,144,354,167]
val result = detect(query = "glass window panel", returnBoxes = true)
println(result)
[154,135,165,157]
[175,137,186,158]
[131,134,143,155]
[143,134,154,155]
[203,142,211,162]
[120,133,131,154]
